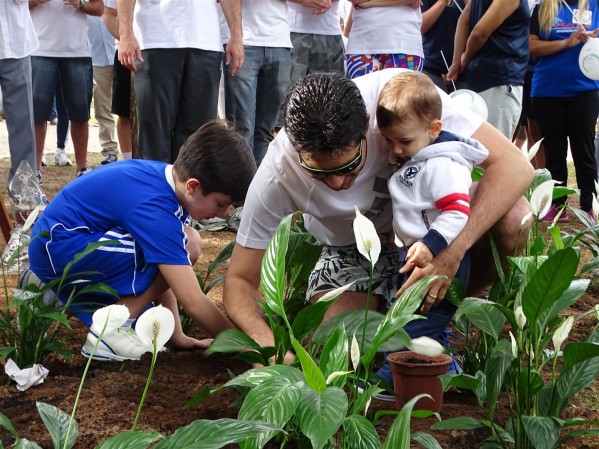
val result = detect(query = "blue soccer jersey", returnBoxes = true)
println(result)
[29,160,191,323]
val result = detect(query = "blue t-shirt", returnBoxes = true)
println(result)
[531,0,599,97]
[30,160,190,276]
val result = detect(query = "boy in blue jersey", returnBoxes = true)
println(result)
[25,120,257,361]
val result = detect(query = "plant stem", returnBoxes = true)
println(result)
[63,320,110,449]
[132,338,157,431]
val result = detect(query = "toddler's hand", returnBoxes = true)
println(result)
[399,242,433,274]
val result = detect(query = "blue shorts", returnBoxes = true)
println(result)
[29,225,158,325]
[31,56,93,122]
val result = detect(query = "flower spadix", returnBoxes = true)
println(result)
[530,180,559,219]
[407,336,445,357]
[552,316,574,352]
[353,206,381,265]
[92,304,130,333]
[136,305,175,349]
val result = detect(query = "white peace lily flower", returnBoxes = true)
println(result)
[595,304,599,321]
[350,333,360,372]
[520,211,533,229]
[91,304,130,333]
[407,336,445,357]
[136,305,175,349]
[326,371,353,385]
[552,316,574,352]
[530,180,559,219]
[317,282,355,303]
[353,206,381,265]
[515,306,527,330]
[525,138,543,162]
[509,331,518,357]
[595,180,599,196]
[592,194,599,219]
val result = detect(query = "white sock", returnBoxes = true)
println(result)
[121,151,132,160]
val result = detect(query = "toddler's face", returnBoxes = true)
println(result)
[380,118,435,159]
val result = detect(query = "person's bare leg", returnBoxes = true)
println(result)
[34,121,47,171]
[527,119,545,169]
[70,120,88,171]
[117,116,133,159]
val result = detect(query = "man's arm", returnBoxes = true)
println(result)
[63,0,104,16]
[29,0,49,9]
[223,244,275,347]
[102,5,119,40]
[116,0,142,71]
[460,0,520,67]
[219,0,244,76]
[398,121,534,310]
[421,0,448,34]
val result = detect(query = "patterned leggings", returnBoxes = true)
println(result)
[345,53,424,79]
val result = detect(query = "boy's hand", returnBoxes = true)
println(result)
[168,334,213,351]
[399,242,433,274]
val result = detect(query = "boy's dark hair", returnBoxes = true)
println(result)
[376,71,442,129]
[173,120,256,203]
[282,73,368,158]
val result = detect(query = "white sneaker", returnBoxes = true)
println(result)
[41,151,47,167]
[227,206,243,231]
[81,326,150,361]
[53,148,72,166]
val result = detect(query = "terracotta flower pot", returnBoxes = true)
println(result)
[387,351,453,412]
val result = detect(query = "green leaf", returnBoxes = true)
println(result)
[296,387,348,449]
[153,419,280,449]
[411,432,443,449]
[13,440,43,449]
[484,351,513,418]
[563,342,599,368]
[223,365,305,389]
[382,394,431,449]
[95,431,163,449]
[538,279,588,328]
[431,416,485,430]
[342,415,379,449]
[36,402,78,449]
[319,325,348,388]
[291,300,336,343]
[313,310,410,353]
[239,378,302,449]
[206,241,235,277]
[260,215,293,321]
[291,336,326,392]
[555,355,599,413]
[522,248,579,332]
[203,329,263,356]
[363,277,438,366]
[455,298,505,341]
[521,416,560,449]
[556,428,599,446]
[580,256,599,274]
[0,412,18,439]
[439,374,481,394]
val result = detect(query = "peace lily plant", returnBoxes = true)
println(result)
[433,175,599,449]
[188,209,447,449]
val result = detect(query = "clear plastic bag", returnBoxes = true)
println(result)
[2,161,47,274]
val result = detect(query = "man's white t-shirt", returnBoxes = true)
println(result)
[133,0,222,52]
[0,0,39,59]
[287,1,341,36]
[229,0,291,48]
[345,6,423,57]
[236,69,484,250]
[30,0,90,57]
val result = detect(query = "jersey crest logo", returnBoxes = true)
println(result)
[404,166,420,179]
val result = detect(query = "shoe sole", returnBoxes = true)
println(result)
[81,346,142,362]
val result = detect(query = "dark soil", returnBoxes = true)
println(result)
[0,156,597,448]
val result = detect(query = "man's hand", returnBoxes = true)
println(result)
[397,245,461,313]
[225,36,244,76]
[168,334,213,351]
[118,33,143,72]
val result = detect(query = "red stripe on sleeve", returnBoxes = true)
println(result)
[435,193,470,210]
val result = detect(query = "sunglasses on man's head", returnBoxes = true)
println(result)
[298,138,365,179]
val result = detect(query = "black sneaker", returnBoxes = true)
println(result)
[101,154,118,165]
[75,167,91,178]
